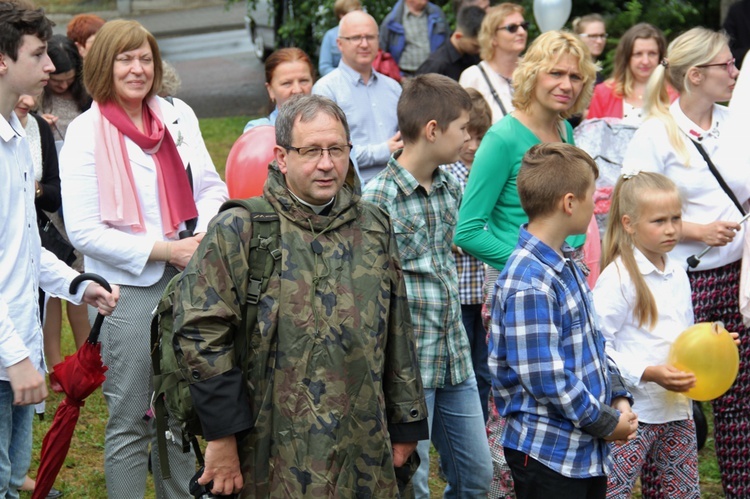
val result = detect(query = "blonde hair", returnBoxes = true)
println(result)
[512,30,597,119]
[602,172,681,329]
[84,20,162,104]
[572,14,605,35]
[642,28,729,164]
[478,3,524,61]
[333,0,362,19]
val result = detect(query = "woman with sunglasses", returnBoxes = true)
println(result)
[459,3,528,123]
[588,23,678,124]
[622,28,748,499]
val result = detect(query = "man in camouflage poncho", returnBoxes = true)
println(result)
[173,95,429,498]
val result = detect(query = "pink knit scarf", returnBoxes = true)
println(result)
[94,98,197,237]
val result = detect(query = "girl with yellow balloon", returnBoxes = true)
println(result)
[593,172,740,498]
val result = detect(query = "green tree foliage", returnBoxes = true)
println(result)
[520,0,720,76]
[232,0,447,63]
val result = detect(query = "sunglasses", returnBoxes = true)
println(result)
[498,21,530,34]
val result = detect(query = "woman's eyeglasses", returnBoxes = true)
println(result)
[696,58,736,75]
[580,33,608,41]
[498,21,529,34]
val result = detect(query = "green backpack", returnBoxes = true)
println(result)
[150,196,281,478]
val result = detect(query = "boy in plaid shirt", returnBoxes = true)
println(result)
[442,88,492,422]
[490,143,637,499]
[363,74,492,498]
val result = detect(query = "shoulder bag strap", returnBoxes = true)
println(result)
[477,63,508,118]
[690,139,746,216]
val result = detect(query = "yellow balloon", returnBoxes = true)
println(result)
[668,322,739,401]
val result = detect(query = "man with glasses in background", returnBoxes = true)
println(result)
[313,10,403,183]
[175,94,429,497]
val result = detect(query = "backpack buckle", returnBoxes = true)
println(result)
[247,278,262,305]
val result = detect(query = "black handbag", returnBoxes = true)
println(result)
[38,211,76,266]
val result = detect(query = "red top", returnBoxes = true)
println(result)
[587,81,679,119]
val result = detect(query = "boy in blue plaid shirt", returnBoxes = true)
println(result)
[490,143,637,499]
[363,74,492,498]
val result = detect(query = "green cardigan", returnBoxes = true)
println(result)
[454,115,585,271]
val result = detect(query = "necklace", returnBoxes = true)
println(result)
[498,73,514,94]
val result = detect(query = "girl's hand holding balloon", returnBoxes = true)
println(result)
[642,364,696,392]
[730,331,740,346]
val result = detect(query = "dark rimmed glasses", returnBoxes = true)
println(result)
[498,21,529,34]
[281,144,352,161]
[696,58,736,75]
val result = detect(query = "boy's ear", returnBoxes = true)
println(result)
[562,192,576,216]
[0,53,8,76]
[425,119,439,143]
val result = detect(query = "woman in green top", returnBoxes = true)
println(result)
[454,31,597,280]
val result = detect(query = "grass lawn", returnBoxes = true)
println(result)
[22,115,728,497]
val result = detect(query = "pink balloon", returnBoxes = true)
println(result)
[225,125,276,199]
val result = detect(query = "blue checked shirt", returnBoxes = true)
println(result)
[363,153,473,389]
[489,226,631,478]
[442,161,484,305]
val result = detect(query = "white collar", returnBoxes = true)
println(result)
[633,246,676,277]
[670,98,722,142]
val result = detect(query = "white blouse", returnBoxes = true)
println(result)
[594,250,694,424]
[459,61,515,124]
[622,100,750,271]
[60,97,228,287]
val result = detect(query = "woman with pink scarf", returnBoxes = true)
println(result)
[59,20,227,498]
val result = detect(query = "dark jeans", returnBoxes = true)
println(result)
[505,447,607,499]
[461,303,491,422]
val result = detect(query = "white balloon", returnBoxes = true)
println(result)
[533,0,572,32]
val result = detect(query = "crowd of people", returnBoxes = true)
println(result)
[2,0,750,498]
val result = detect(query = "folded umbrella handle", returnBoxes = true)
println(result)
[69,273,113,344]
[69,272,112,294]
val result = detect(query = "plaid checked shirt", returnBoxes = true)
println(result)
[363,153,473,389]
[442,161,485,305]
[490,226,631,478]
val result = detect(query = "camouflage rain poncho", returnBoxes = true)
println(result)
[174,164,427,498]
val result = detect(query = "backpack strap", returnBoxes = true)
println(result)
[219,197,281,400]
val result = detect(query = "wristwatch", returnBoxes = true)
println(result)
[35,185,42,198]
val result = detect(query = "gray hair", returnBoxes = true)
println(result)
[158,60,181,97]
[275,94,351,146]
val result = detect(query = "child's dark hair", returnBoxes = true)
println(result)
[465,87,491,138]
[517,143,598,220]
[0,1,53,61]
[602,172,681,329]
[44,34,91,112]
[397,73,472,144]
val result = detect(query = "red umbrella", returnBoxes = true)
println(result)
[32,273,111,499]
